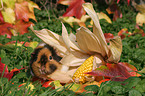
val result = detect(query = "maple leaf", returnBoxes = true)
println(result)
[2,0,16,9]
[59,0,86,19]
[0,22,13,38]
[14,20,33,35]
[1,8,15,24]
[106,3,122,21]
[0,57,24,80]
[87,63,140,81]
[15,1,37,22]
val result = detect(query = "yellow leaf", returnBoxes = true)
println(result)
[29,41,38,49]
[2,0,16,9]
[60,15,90,27]
[2,8,15,24]
[97,12,112,23]
[132,0,145,26]
[28,1,41,12]
[136,13,145,26]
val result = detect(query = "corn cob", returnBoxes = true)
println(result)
[72,56,94,83]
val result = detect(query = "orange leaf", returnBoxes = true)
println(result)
[118,28,129,39]
[104,33,114,43]
[42,81,54,88]
[0,23,13,38]
[15,1,37,22]
[62,0,86,19]
[14,20,33,35]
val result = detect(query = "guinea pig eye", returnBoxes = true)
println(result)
[49,56,53,60]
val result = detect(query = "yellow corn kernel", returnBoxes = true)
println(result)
[72,56,94,83]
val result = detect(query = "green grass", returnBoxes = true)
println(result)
[0,1,145,95]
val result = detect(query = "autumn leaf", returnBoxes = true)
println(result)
[104,33,114,43]
[1,8,15,24]
[0,11,4,23]
[118,28,129,39]
[87,62,140,81]
[58,0,86,19]
[106,3,122,21]
[15,1,37,22]
[2,0,16,9]
[132,0,145,26]
[57,0,73,5]
[42,81,54,88]
[0,57,24,80]
[13,20,33,35]
[0,22,13,38]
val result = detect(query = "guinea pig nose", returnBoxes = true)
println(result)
[49,64,57,72]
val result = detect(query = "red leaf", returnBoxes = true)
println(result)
[106,3,122,21]
[15,1,36,22]
[0,23,13,38]
[104,33,114,43]
[87,63,140,81]
[0,11,4,24]
[62,0,86,19]
[0,57,13,80]
[118,28,129,39]
[14,20,33,35]
[42,81,54,88]
[0,58,24,80]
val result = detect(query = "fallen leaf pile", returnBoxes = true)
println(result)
[31,3,140,88]
[0,0,40,38]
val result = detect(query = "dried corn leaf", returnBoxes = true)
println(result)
[107,36,122,63]
[82,3,109,57]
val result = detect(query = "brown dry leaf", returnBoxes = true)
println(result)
[30,25,67,55]
[76,27,104,55]
[82,3,109,57]
[107,36,122,63]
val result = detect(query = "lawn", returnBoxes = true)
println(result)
[0,0,145,95]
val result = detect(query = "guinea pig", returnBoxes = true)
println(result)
[29,43,62,80]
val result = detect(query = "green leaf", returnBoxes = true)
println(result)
[84,93,96,96]
[14,72,27,79]
[129,89,142,96]
[111,86,125,94]
[84,85,99,92]
[1,57,10,65]
[122,77,141,90]
[0,50,6,58]
[135,79,145,93]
